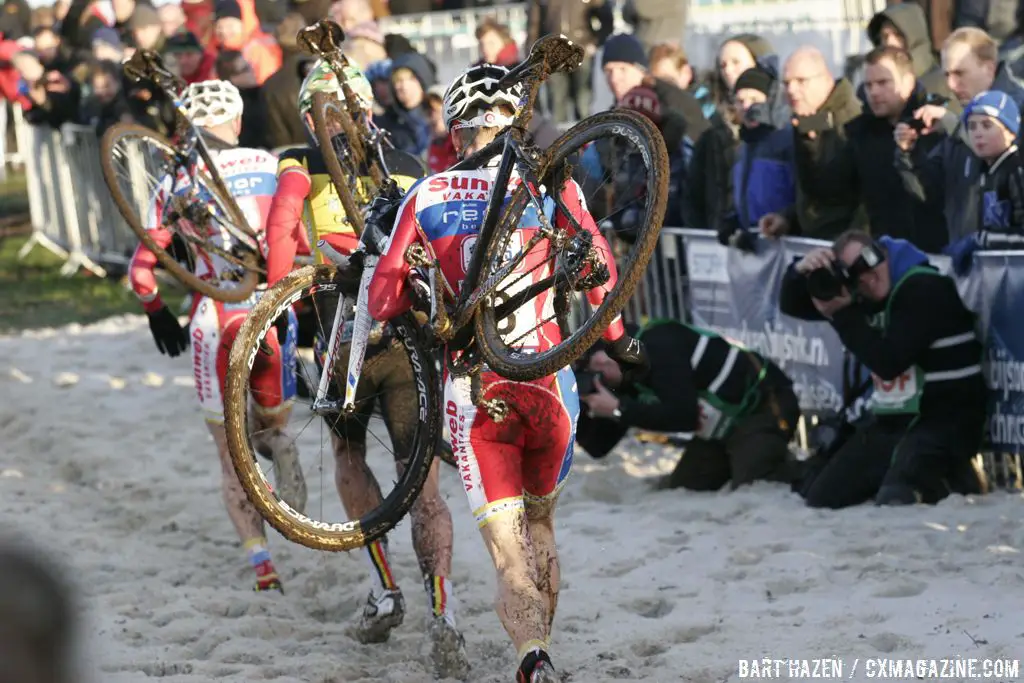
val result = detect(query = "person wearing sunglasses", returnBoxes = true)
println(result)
[779,229,986,509]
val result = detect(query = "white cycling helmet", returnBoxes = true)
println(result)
[442,63,523,132]
[184,80,244,127]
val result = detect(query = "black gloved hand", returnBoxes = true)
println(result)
[147,306,189,357]
[730,228,758,253]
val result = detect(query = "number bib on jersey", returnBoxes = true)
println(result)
[869,367,924,415]
[695,392,742,440]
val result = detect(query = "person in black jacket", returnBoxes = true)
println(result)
[216,49,269,149]
[796,45,948,252]
[578,320,799,491]
[780,229,985,508]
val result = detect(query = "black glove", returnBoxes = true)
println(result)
[607,334,649,385]
[147,306,189,357]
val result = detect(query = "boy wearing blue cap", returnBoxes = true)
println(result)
[942,89,1024,274]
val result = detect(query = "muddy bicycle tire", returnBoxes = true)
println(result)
[224,265,440,551]
[99,123,260,303]
[473,110,669,381]
[311,91,367,237]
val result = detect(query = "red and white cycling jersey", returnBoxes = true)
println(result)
[368,162,625,349]
[367,161,624,526]
[129,146,278,313]
[128,146,293,424]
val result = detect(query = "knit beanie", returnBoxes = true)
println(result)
[215,0,242,20]
[619,85,661,125]
[733,65,774,97]
[601,33,648,70]
[963,90,1021,137]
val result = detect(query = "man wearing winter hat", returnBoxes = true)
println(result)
[602,32,709,142]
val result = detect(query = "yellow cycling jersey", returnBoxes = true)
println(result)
[276,145,425,263]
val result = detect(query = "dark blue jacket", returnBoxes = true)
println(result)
[729,123,796,228]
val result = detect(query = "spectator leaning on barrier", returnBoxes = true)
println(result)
[796,46,949,253]
[936,91,1024,274]
[868,0,959,111]
[684,34,785,233]
[13,49,81,128]
[527,0,612,123]
[717,65,796,251]
[577,320,800,492]
[895,27,1024,245]
[760,46,867,242]
[80,58,132,137]
[31,25,72,73]
[781,229,985,508]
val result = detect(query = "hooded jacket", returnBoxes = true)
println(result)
[868,2,957,112]
[377,51,434,157]
[897,61,1024,243]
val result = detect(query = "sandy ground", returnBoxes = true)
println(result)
[2,316,1024,683]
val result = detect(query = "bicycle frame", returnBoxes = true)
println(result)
[306,41,585,417]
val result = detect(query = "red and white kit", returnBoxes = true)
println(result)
[129,147,297,423]
[368,163,625,525]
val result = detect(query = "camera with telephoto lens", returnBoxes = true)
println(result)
[804,241,886,301]
[806,261,851,301]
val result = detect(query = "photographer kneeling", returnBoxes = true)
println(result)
[578,320,800,491]
[781,230,985,508]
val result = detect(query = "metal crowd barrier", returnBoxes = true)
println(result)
[15,118,137,277]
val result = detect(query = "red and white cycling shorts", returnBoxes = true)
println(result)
[444,365,579,527]
[189,292,297,424]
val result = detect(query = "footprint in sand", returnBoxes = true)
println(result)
[671,623,719,644]
[624,597,675,619]
[867,632,917,653]
[631,640,670,658]
[605,557,645,578]
[765,577,816,597]
[871,578,927,598]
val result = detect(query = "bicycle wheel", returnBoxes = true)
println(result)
[100,123,260,303]
[223,264,440,552]
[310,91,368,237]
[473,110,669,381]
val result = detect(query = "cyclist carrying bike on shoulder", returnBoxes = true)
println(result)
[128,79,305,593]
[367,63,646,683]
[263,60,470,676]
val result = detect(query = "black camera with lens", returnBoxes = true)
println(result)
[804,241,886,302]
[806,261,850,301]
